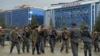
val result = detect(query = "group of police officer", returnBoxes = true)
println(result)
[0,23,100,56]
[7,25,57,55]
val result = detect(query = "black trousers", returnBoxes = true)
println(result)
[10,41,20,54]
[84,42,92,56]
[71,42,79,56]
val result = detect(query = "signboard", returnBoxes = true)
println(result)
[62,2,81,8]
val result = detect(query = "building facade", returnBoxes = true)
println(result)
[44,0,100,30]
[0,7,44,28]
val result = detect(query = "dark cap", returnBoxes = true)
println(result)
[72,23,76,26]
[84,25,89,29]
[64,28,67,30]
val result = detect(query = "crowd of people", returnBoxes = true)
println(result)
[0,23,100,56]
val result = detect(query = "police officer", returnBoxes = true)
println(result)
[43,28,48,47]
[49,27,57,53]
[22,26,31,53]
[38,26,45,53]
[93,30,100,52]
[0,26,5,48]
[31,26,40,55]
[10,27,21,54]
[60,28,69,53]
[70,23,81,56]
[81,25,92,56]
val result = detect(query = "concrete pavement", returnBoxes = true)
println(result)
[0,42,100,56]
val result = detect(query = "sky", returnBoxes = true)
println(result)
[0,0,77,10]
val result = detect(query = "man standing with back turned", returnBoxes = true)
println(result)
[70,23,81,56]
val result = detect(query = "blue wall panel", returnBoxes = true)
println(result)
[54,4,91,29]
[0,12,5,26]
[5,11,12,26]
[12,8,28,27]
[30,8,44,25]
[0,7,44,28]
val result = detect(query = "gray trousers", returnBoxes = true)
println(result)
[84,42,92,56]
[94,41,100,51]
[22,39,30,53]
[71,42,79,56]
[0,36,6,47]
[10,41,20,53]
[60,40,69,52]
[40,39,45,53]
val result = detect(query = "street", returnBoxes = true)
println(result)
[0,41,100,56]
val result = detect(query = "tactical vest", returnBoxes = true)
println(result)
[11,30,19,39]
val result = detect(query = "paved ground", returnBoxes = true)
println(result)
[0,41,100,56]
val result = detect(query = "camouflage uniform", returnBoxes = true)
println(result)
[81,26,92,56]
[70,23,81,56]
[60,28,69,53]
[10,29,21,54]
[93,31,100,52]
[0,28,5,47]
[22,26,31,53]
[31,29,40,55]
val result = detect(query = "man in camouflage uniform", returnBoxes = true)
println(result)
[49,27,57,53]
[81,26,92,56]
[31,26,40,55]
[60,28,69,53]
[0,26,5,48]
[93,30,100,52]
[38,26,45,53]
[70,23,81,56]
[10,27,21,54]
[22,26,31,53]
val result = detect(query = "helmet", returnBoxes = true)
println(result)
[84,25,89,29]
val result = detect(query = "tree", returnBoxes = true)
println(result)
[80,21,86,30]
[49,19,53,28]
[0,17,5,28]
[29,15,39,29]
[94,12,100,31]
[62,19,67,29]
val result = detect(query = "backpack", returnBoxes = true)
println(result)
[71,28,81,38]
[82,30,92,42]
[70,28,81,43]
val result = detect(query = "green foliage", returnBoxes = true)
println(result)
[94,12,100,31]
[29,15,39,29]
[62,19,67,28]
[80,21,86,30]
[0,17,5,28]
[49,19,53,28]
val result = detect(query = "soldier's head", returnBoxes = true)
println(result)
[64,28,67,32]
[0,26,2,29]
[0,26,2,31]
[72,23,76,26]
[94,30,98,34]
[40,25,44,30]
[40,25,44,28]
[71,23,77,28]
[15,27,19,31]
[24,26,29,32]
